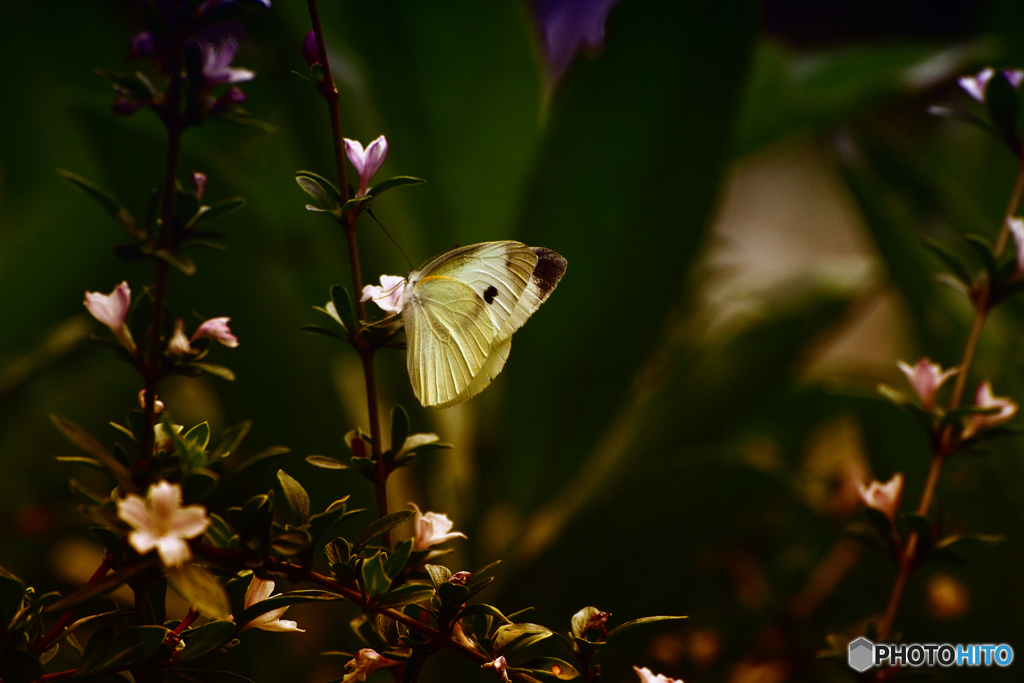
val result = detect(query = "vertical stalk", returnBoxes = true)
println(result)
[306,0,389,547]
[875,155,1024,643]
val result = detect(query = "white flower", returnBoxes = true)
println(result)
[409,502,466,550]
[344,135,388,197]
[192,317,239,347]
[633,666,683,683]
[483,656,511,683]
[360,275,407,316]
[117,481,210,567]
[856,473,904,521]
[84,281,135,352]
[341,649,395,682]
[241,576,304,632]
[896,358,957,410]
[1009,217,1024,278]
[959,67,994,102]
[962,381,1018,439]
[168,319,194,356]
[199,37,255,85]
[137,389,165,415]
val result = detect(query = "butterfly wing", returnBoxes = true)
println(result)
[404,275,497,407]
[407,241,567,408]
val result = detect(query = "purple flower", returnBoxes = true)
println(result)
[84,281,135,352]
[344,135,388,197]
[128,31,155,61]
[192,316,239,348]
[533,0,620,82]
[191,171,208,199]
[302,31,320,67]
[958,67,1024,103]
[199,37,255,86]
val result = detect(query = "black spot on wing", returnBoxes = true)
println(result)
[484,285,498,304]
[530,247,567,299]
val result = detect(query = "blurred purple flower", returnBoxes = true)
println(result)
[302,31,320,67]
[533,0,620,82]
[191,171,208,198]
[128,31,155,61]
[112,96,145,116]
[199,37,255,86]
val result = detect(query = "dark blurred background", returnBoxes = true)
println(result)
[2,0,1024,681]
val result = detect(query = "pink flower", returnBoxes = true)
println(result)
[633,667,683,683]
[137,389,165,415]
[483,656,511,683]
[896,358,957,410]
[191,171,208,199]
[360,275,406,316]
[193,317,239,348]
[962,381,1018,439]
[344,136,388,197]
[409,502,466,550]
[84,281,135,352]
[242,576,304,632]
[959,67,995,102]
[856,473,904,521]
[341,649,395,682]
[1008,217,1024,278]
[116,481,210,567]
[199,37,255,86]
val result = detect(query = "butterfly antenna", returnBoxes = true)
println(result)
[367,208,414,270]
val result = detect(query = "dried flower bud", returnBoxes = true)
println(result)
[483,656,511,682]
[449,571,473,586]
[191,171,208,199]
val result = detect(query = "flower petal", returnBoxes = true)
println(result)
[155,536,192,567]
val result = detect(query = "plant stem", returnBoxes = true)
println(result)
[30,558,111,654]
[140,39,185,477]
[875,155,1024,643]
[306,0,389,547]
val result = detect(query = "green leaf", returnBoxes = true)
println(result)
[964,233,1000,280]
[295,171,342,203]
[374,584,434,608]
[184,422,211,451]
[493,623,553,656]
[193,363,236,381]
[436,582,471,611]
[300,325,345,340]
[935,532,1006,550]
[76,623,113,675]
[154,250,197,276]
[186,197,246,230]
[570,606,606,640]
[460,603,513,625]
[330,285,356,331]
[306,455,347,470]
[339,196,371,216]
[352,511,415,555]
[605,615,688,640]
[231,445,290,478]
[296,176,339,211]
[0,576,25,630]
[424,564,452,590]
[515,657,580,680]
[176,620,236,663]
[277,470,311,522]
[45,561,155,613]
[58,170,140,237]
[389,405,409,454]
[985,71,1021,144]
[167,565,231,620]
[361,553,392,597]
[183,469,219,503]
[325,538,351,567]
[63,609,134,643]
[50,415,135,494]
[921,237,975,286]
[101,625,169,670]
[366,176,425,199]
[236,590,343,627]
[383,539,413,579]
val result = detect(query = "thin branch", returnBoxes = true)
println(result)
[30,558,111,654]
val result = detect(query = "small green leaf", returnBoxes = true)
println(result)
[184,422,211,450]
[985,71,1021,143]
[922,237,974,286]
[154,250,197,276]
[425,564,452,590]
[605,615,688,640]
[277,470,311,522]
[167,565,231,620]
[183,469,219,503]
[300,325,345,340]
[383,539,413,579]
[236,590,343,627]
[51,415,135,494]
[515,657,580,680]
[390,405,409,454]
[361,553,392,597]
[436,582,471,611]
[352,511,415,555]
[101,625,169,670]
[306,455,347,470]
[295,171,341,203]
[964,233,999,280]
[58,170,140,237]
[176,620,236,663]
[493,623,553,656]
[76,623,113,675]
[187,197,246,230]
[367,176,426,198]
[330,285,356,331]
[339,196,371,216]
[325,537,351,567]
[570,606,606,640]
[374,583,434,608]
[296,176,338,211]
[193,363,236,381]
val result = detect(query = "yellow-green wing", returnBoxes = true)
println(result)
[404,275,497,407]
[433,336,512,409]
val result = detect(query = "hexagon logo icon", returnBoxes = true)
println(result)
[848,637,875,672]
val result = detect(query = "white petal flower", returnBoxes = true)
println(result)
[241,576,304,633]
[341,649,395,682]
[409,502,466,550]
[962,381,1018,439]
[84,281,135,352]
[344,135,388,197]
[200,37,256,85]
[896,358,957,410]
[168,319,194,356]
[360,275,407,316]
[633,666,683,683]
[958,67,995,102]
[483,656,511,683]
[856,473,904,521]
[192,317,239,348]
[117,481,210,567]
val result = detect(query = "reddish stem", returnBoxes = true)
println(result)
[30,558,111,655]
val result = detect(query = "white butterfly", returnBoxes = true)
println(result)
[365,241,566,408]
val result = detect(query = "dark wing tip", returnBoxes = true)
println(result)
[530,247,567,300]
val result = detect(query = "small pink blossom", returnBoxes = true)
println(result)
[199,37,255,86]
[1008,217,1024,278]
[168,319,194,356]
[84,282,135,352]
[242,576,304,632]
[116,481,210,567]
[192,317,239,348]
[483,656,511,682]
[633,667,683,683]
[341,649,395,683]
[344,135,388,197]
[137,389,165,415]
[360,275,406,316]
[409,502,466,550]
[962,381,1018,439]
[191,171,208,199]
[896,358,958,410]
[959,67,995,102]
[857,473,904,521]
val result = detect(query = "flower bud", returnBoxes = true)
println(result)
[962,381,1018,439]
[191,171,208,199]
[84,282,135,352]
[344,135,388,197]
[896,358,957,410]
[856,473,903,521]
[302,31,320,67]
[128,31,155,61]
[192,317,239,348]
[449,571,473,586]
[409,502,466,550]
[137,389,165,415]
